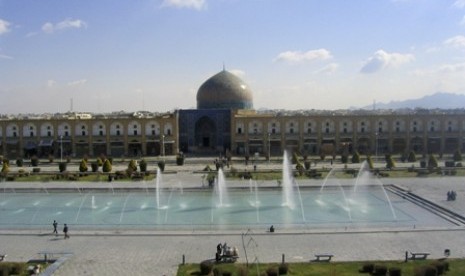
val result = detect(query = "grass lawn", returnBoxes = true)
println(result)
[177,259,464,275]
[0,262,48,276]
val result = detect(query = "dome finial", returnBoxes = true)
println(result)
[222,62,225,71]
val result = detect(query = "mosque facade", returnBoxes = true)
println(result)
[1,69,465,159]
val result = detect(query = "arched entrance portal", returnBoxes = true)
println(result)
[195,116,217,150]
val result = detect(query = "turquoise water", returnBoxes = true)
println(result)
[0,187,450,230]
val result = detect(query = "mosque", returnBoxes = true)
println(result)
[1,69,465,159]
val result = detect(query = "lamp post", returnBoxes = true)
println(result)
[162,134,165,161]
[268,132,271,164]
[375,132,379,162]
[60,135,63,162]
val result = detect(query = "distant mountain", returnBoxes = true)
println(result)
[360,92,465,110]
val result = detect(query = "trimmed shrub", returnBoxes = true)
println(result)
[97,157,103,167]
[79,159,88,172]
[176,152,185,166]
[32,168,40,173]
[59,162,67,172]
[16,158,23,167]
[385,154,396,169]
[91,162,99,172]
[359,263,374,273]
[366,156,374,169]
[408,151,417,162]
[1,162,10,174]
[31,156,39,167]
[373,264,387,275]
[428,154,438,169]
[304,160,311,170]
[128,160,138,172]
[139,159,147,172]
[389,267,401,276]
[341,154,348,164]
[453,149,462,161]
[199,260,213,275]
[102,159,112,173]
[352,151,360,163]
[278,263,289,275]
[158,160,165,172]
[445,161,455,167]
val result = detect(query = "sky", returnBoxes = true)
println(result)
[1,0,465,114]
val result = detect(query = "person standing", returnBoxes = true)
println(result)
[52,220,58,236]
[63,224,69,239]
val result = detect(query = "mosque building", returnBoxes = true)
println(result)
[1,69,465,159]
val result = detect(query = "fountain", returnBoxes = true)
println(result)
[0,158,448,231]
[214,168,229,207]
[281,151,296,209]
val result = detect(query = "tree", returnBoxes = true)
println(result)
[366,155,374,169]
[1,161,10,174]
[408,151,417,162]
[79,159,88,172]
[428,154,438,168]
[385,154,396,169]
[102,159,112,173]
[453,149,462,162]
[128,160,138,172]
[351,151,360,163]
[139,159,147,172]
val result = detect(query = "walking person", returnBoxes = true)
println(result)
[63,223,69,239]
[52,220,58,236]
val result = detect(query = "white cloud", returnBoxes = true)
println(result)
[42,18,87,34]
[315,63,339,74]
[161,0,206,10]
[0,54,13,60]
[47,80,57,87]
[360,50,414,74]
[444,35,465,49]
[453,0,465,9]
[274,49,332,64]
[414,62,465,76]
[438,63,465,73]
[67,79,87,86]
[0,18,11,35]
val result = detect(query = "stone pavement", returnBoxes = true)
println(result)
[1,158,465,275]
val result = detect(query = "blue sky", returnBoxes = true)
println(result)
[1,0,465,114]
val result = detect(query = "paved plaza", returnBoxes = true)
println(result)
[1,159,465,275]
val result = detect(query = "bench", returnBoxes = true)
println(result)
[0,254,6,262]
[313,254,333,262]
[37,251,73,262]
[410,252,430,260]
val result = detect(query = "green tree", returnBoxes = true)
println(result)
[428,154,438,168]
[385,154,396,169]
[351,151,360,163]
[79,159,88,172]
[408,151,417,162]
[128,160,138,172]
[453,149,462,162]
[139,159,148,172]
[1,161,10,174]
[102,159,112,173]
[366,155,374,169]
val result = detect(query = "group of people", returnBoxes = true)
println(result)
[447,190,457,201]
[215,242,238,261]
[53,220,70,239]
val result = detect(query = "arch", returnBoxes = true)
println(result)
[40,123,54,137]
[195,116,217,148]
[145,120,160,136]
